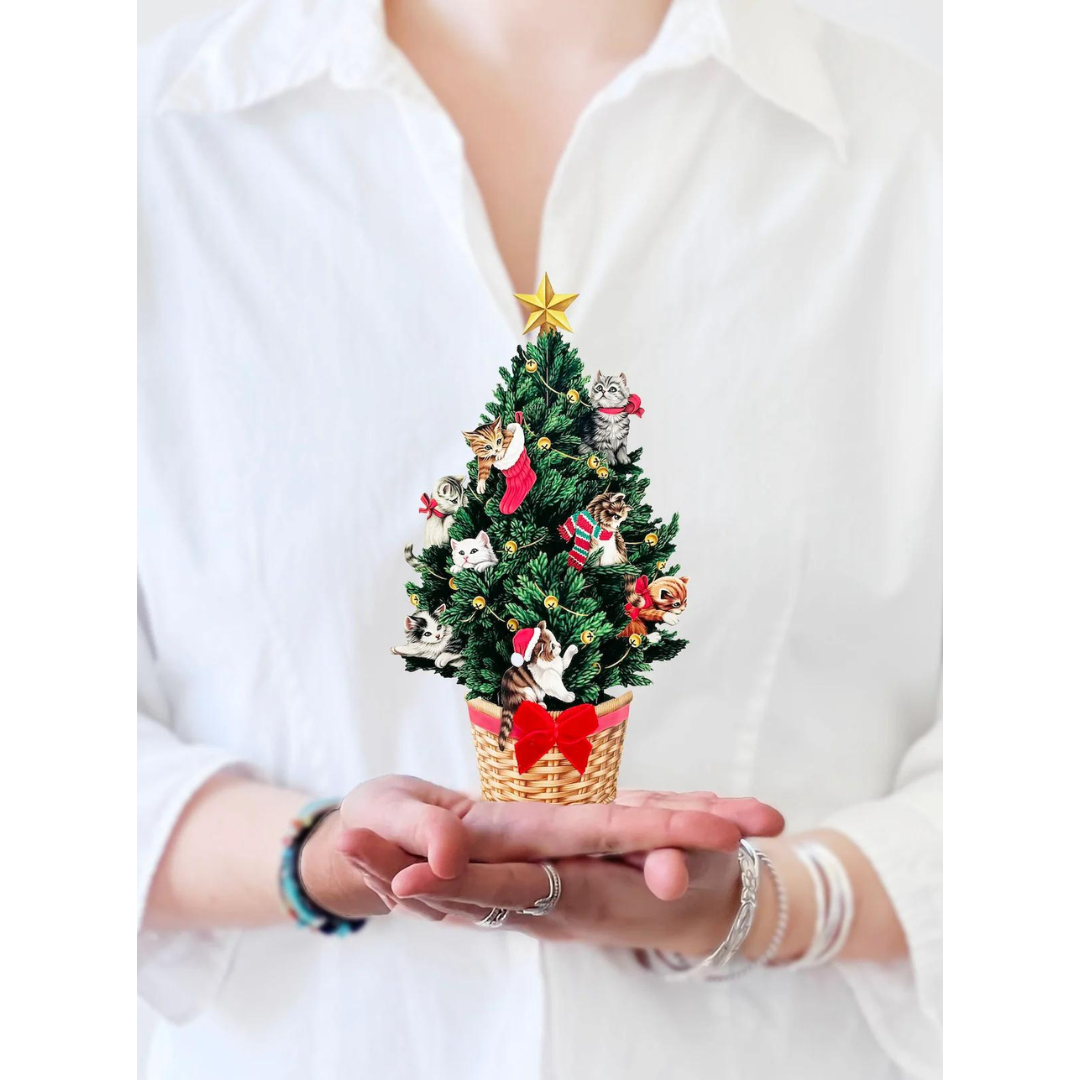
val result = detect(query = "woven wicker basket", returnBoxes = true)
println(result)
[467,691,633,804]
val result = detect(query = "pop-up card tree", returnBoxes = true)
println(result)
[393,276,689,803]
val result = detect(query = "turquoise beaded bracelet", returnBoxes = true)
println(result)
[279,799,368,937]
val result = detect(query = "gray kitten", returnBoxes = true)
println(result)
[581,371,632,465]
[405,475,467,568]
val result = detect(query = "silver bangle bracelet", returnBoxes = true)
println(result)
[775,841,855,969]
[663,839,761,981]
[704,848,788,981]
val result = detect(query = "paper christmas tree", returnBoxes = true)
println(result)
[393,278,689,802]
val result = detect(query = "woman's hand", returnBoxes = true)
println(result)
[372,789,781,954]
[390,848,747,955]
[301,777,782,925]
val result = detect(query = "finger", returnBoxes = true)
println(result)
[724,800,784,837]
[392,861,554,910]
[615,790,676,807]
[410,897,494,919]
[340,779,472,879]
[641,847,690,901]
[617,791,785,838]
[383,896,448,922]
[462,802,741,861]
[337,828,420,883]
[355,869,449,921]
[337,829,459,921]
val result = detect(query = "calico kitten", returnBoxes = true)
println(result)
[450,531,499,572]
[391,605,464,669]
[586,490,630,565]
[405,475,467,568]
[581,371,633,465]
[497,622,578,750]
[620,575,690,642]
[462,420,512,495]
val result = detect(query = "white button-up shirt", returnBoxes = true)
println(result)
[138,1,942,1076]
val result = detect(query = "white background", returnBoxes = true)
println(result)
[138,0,942,70]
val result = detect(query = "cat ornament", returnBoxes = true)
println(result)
[497,622,578,749]
[391,605,465,669]
[462,410,536,514]
[557,491,630,570]
[619,575,690,642]
[405,475,466,568]
[580,371,644,466]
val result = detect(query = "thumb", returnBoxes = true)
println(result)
[340,776,474,879]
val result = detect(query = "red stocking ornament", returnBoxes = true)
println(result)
[496,411,536,514]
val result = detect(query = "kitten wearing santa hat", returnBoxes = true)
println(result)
[497,621,578,750]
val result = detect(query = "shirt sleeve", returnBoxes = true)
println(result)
[137,595,253,1023]
[822,706,942,1079]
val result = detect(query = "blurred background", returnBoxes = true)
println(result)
[138,0,942,71]
[136,0,941,1073]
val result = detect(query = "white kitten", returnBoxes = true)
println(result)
[390,605,464,669]
[450,531,499,572]
[529,629,578,704]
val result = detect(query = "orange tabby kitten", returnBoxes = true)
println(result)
[619,575,690,641]
[462,419,512,495]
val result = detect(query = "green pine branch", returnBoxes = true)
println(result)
[397,330,689,704]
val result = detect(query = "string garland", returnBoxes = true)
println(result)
[520,418,584,462]
[531,583,588,618]
[527,365,585,406]
[504,536,545,555]
[603,646,632,669]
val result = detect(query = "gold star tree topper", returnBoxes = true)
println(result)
[514,273,578,336]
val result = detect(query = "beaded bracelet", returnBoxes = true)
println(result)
[279,799,368,937]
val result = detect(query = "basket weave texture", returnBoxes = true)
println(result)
[468,691,632,804]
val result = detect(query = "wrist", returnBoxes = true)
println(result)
[297,809,385,919]
[740,841,815,962]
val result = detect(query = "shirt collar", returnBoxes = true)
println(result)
[159,0,846,158]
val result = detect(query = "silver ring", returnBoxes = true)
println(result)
[521,861,562,917]
[477,907,510,929]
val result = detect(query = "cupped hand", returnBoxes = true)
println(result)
[390,845,748,955]
[302,776,782,928]
[385,787,783,953]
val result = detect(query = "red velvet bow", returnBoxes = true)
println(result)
[624,574,651,615]
[512,700,599,776]
[418,493,446,519]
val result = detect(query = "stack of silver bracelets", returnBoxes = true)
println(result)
[653,839,855,980]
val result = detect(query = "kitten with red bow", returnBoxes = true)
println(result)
[580,371,644,466]
[404,475,466,569]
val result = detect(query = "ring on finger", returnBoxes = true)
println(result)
[521,861,562,917]
[477,907,510,929]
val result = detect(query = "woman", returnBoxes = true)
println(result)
[138,0,941,1077]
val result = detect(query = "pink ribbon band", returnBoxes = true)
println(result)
[468,700,630,738]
